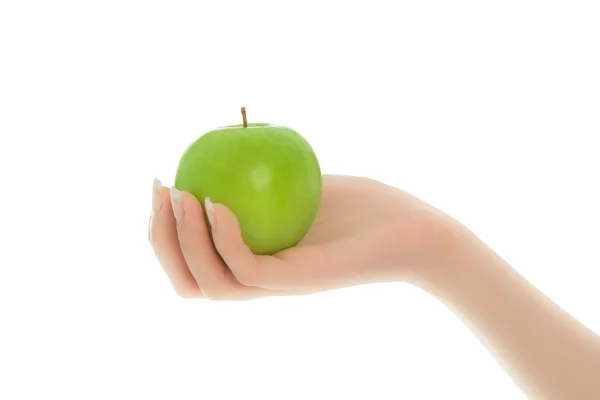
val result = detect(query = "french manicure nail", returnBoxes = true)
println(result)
[152,178,163,213]
[170,187,184,221]
[205,197,216,231]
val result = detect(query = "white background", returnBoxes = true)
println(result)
[1,1,599,399]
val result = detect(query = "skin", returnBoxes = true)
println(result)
[149,174,600,399]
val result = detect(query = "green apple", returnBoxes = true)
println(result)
[174,108,321,255]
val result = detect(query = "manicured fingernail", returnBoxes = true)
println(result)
[170,187,184,220]
[205,197,216,231]
[152,178,163,213]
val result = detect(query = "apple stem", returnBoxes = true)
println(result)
[241,107,248,128]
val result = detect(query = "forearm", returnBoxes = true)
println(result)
[419,227,600,400]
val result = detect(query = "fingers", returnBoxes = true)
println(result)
[149,181,202,298]
[169,188,287,300]
[206,200,261,281]
[150,179,304,299]
[169,188,233,299]
[210,202,323,291]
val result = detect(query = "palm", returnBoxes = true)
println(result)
[264,175,424,291]
[298,175,405,246]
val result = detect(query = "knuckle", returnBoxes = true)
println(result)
[234,269,257,287]
[147,216,153,243]
[149,226,161,247]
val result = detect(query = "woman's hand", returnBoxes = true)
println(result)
[148,175,457,300]
[149,174,600,399]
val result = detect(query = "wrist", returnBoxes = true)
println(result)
[405,214,492,295]
[385,205,465,285]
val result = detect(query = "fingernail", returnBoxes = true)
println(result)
[170,187,184,221]
[205,197,216,231]
[152,178,163,213]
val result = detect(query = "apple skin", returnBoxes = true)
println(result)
[174,123,321,255]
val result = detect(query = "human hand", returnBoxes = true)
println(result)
[148,175,457,300]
